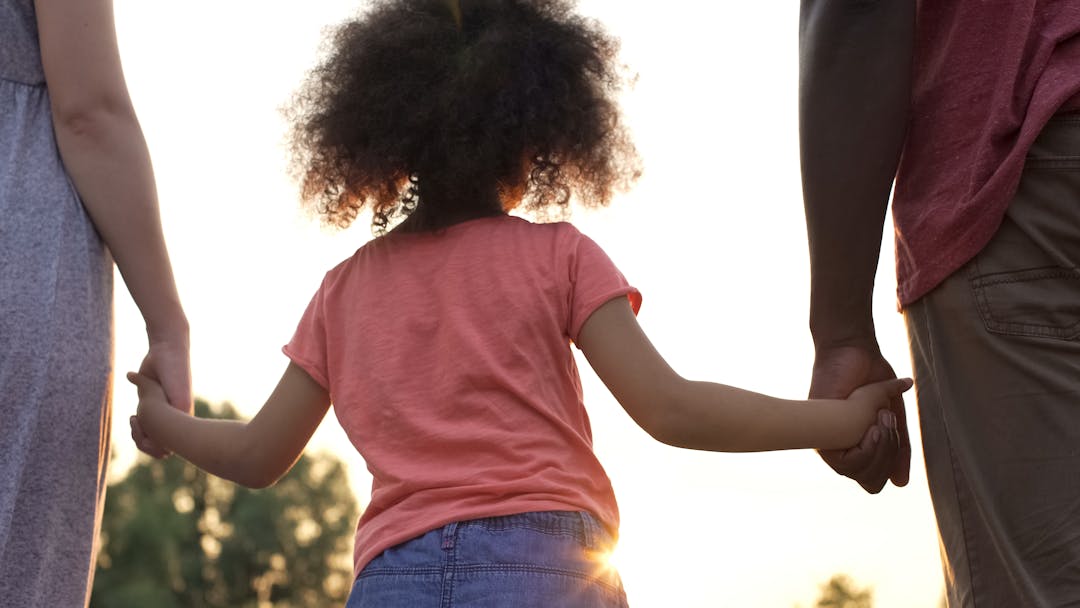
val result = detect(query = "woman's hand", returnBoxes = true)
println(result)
[139,331,192,415]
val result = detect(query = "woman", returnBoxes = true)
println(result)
[0,0,190,604]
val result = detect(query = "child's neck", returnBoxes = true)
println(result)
[395,206,506,234]
[395,193,506,233]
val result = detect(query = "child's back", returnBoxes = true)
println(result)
[285,215,639,580]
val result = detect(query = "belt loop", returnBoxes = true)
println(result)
[577,512,595,549]
[441,521,459,551]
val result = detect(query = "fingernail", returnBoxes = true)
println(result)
[870,427,881,444]
[884,411,897,429]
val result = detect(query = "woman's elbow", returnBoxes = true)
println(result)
[50,96,134,142]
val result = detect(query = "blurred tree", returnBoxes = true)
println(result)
[90,399,358,608]
[814,574,874,608]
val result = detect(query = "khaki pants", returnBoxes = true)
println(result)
[906,115,1080,607]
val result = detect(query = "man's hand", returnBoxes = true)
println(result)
[810,343,911,493]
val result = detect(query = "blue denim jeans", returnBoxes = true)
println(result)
[345,511,629,607]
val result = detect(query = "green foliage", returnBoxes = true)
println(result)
[90,400,359,608]
[814,574,874,608]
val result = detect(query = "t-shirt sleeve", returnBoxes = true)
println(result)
[282,277,331,391]
[566,230,642,345]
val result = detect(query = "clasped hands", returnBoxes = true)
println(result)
[812,344,911,494]
[127,336,192,459]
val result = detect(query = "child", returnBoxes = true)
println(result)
[128,1,911,606]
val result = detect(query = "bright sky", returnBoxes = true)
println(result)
[109,1,943,606]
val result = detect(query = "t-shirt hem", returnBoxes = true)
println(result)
[896,223,1002,307]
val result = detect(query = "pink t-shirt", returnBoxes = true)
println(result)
[283,215,641,577]
[893,1,1080,306]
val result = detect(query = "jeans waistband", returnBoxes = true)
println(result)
[440,511,610,552]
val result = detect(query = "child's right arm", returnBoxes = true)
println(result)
[128,363,331,488]
[576,298,910,453]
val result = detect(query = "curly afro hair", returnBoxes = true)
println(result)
[288,0,640,234]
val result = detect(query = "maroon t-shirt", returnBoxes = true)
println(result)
[893,1,1080,306]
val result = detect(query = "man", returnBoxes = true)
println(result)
[798,1,1080,605]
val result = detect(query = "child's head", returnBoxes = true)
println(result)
[289,0,640,233]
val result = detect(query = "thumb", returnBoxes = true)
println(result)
[126,371,166,401]
[126,371,149,398]
[874,377,914,398]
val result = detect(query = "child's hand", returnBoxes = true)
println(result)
[126,371,174,459]
[845,377,914,445]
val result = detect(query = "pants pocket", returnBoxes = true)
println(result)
[970,266,1080,339]
[968,115,1080,340]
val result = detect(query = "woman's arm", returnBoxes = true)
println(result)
[129,363,332,488]
[35,0,191,415]
[577,298,909,452]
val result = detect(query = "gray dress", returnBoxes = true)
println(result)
[1,1,115,606]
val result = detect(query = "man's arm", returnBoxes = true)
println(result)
[799,0,915,492]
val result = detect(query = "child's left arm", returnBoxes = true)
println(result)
[127,362,331,489]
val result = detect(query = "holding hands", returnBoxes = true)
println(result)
[814,344,911,494]
[128,330,191,459]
